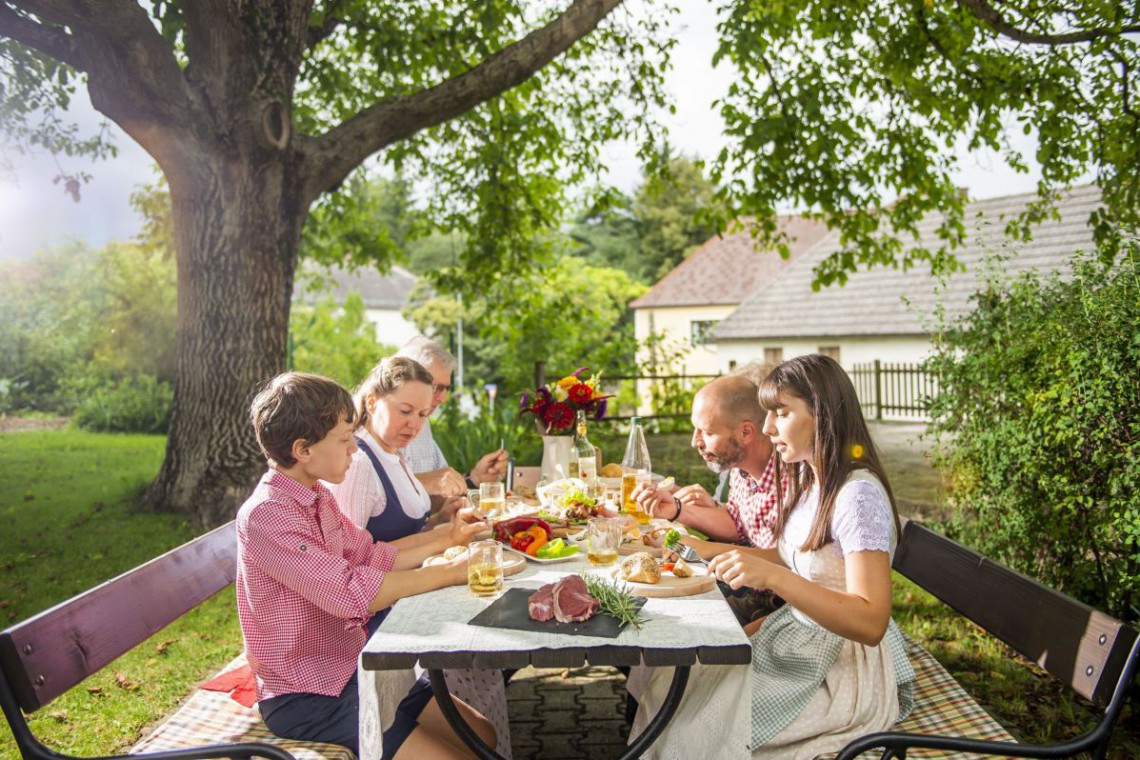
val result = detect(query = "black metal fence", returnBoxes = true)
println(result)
[533,360,935,422]
[850,361,936,420]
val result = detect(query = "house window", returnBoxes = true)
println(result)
[818,346,840,363]
[690,320,718,347]
[764,347,783,364]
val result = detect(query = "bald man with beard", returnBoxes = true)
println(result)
[633,374,780,549]
[631,374,784,632]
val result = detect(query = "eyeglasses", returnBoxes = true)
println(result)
[433,383,451,395]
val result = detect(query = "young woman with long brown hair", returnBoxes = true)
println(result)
[630,354,915,759]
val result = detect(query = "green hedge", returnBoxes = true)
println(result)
[73,374,174,434]
[927,247,1140,621]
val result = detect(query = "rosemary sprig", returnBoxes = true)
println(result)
[580,572,645,630]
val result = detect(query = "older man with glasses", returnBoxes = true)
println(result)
[397,336,508,498]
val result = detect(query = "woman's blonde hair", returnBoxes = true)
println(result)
[353,356,434,431]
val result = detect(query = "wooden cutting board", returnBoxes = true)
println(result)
[609,565,717,598]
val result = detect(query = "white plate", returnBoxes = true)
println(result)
[422,551,527,576]
[503,544,582,564]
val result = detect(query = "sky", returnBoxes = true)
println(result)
[0,3,1043,262]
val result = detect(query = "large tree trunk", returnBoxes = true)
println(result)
[141,150,306,527]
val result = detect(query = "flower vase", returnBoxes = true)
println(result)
[540,435,575,482]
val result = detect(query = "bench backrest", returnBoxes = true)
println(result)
[0,521,237,713]
[893,520,1137,708]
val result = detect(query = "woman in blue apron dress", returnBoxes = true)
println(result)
[326,356,515,756]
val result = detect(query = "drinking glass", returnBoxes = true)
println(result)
[467,539,503,597]
[479,481,505,517]
[623,469,653,525]
[587,516,621,567]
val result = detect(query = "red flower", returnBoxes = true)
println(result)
[568,382,594,406]
[543,401,574,431]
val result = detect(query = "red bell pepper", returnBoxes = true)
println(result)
[493,517,553,545]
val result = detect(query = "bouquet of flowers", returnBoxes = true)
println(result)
[520,367,611,435]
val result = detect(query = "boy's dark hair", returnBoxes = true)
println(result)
[250,372,355,468]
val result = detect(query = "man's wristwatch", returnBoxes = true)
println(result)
[465,474,477,489]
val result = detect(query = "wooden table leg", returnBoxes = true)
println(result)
[426,665,691,760]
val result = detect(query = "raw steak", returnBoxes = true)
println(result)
[528,582,556,622]
[551,575,600,623]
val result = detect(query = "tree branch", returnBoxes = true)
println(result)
[956,0,1139,46]
[306,0,346,49]
[7,0,194,145]
[0,2,82,68]
[300,0,624,202]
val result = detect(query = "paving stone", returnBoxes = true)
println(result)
[576,719,630,747]
[506,663,632,759]
[533,733,586,760]
[508,703,542,725]
[530,707,582,731]
[578,675,625,699]
[532,684,583,710]
[577,695,625,722]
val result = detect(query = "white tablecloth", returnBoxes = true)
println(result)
[358,555,751,760]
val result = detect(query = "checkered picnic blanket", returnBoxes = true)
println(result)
[818,636,1017,760]
[130,654,352,760]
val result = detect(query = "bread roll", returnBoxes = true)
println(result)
[618,552,661,584]
[601,463,624,478]
[671,557,693,578]
[443,546,468,560]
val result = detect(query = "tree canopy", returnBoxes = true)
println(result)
[0,0,676,524]
[713,0,1139,287]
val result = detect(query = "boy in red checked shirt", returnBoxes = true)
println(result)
[238,372,495,759]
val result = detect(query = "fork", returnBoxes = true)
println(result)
[670,541,707,566]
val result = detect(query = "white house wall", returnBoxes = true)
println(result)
[634,305,740,376]
[715,335,932,373]
[366,308,420,349]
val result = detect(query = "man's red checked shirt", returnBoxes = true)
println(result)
[724,457,779,549]
[236,470,397,700]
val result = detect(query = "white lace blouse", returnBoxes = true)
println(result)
[783,471,895,557]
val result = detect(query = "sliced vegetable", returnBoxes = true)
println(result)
[662,562,675,572]
[525,534,549,556]
[494,517,553,544]
[536,538,580,559]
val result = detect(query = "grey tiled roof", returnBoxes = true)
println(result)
[629,216,831,308]
[714,185,1102,340]
[297,263,418,310]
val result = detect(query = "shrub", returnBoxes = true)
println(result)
[289,292,394,389]
[430,396,541,473]
[926,247,1140,621]
[73,375,174,434]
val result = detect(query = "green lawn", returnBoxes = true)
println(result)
[1,427,1135,759]
[0,430,243,760]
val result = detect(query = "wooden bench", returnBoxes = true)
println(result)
[0,522,349,760]
[837,520,1140,759]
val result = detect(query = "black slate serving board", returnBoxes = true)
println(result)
[467,587,645,638]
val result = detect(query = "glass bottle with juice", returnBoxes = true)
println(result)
[573,409,597,481]
[621,417,652,524]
